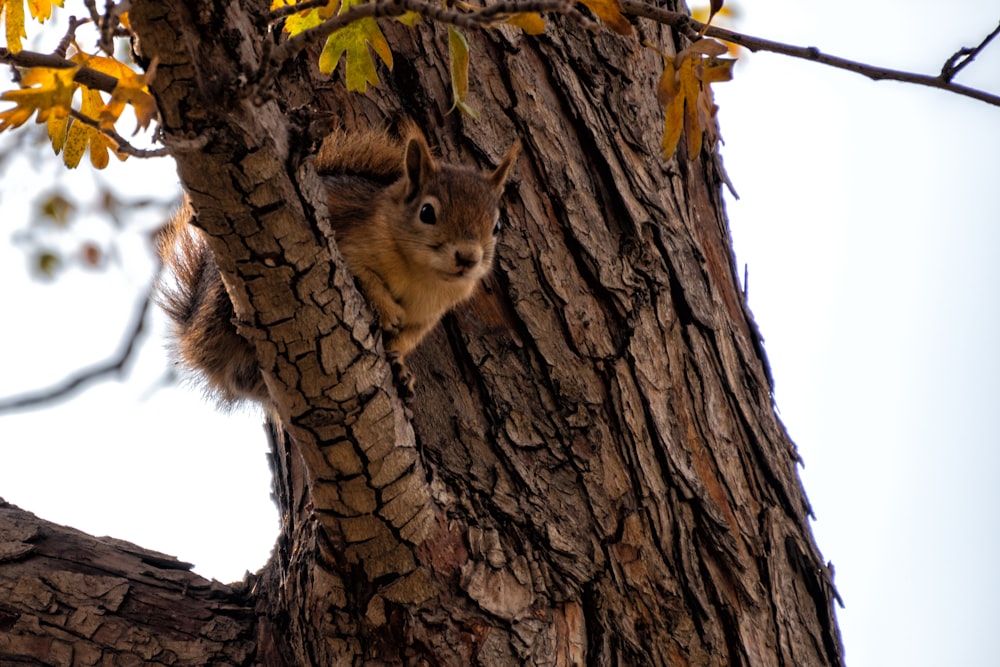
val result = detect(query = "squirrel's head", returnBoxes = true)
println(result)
[389,132,519,284]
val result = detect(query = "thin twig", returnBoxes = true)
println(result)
[54,16,88,58]
[82,0,102,25]
[67,109,170,158]
[0,287,155,413]
[619,1,1000,108]
[940,21,1000,82]
[98,0,124,55]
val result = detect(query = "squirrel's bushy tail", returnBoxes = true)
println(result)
[157,204,268,406]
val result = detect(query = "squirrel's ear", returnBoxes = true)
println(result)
[490,140,521,192]
[403,133,437,200]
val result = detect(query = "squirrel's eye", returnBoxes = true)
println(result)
[419,202,437,225]
[492,219,502,236]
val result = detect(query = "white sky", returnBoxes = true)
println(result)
[1,2,998,666]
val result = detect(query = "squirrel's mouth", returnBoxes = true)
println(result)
[445,267,477,281]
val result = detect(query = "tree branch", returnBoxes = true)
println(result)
[940,21,1000,82]
[68,108,170,158]
[620,2,1000,108]
[0,286,155,413]
[0,47,119,94]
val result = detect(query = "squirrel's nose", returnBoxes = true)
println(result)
[455,248,481,268]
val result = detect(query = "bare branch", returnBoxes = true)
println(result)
[54,16,89,58]
[82,0,102,26]
[98,1,127,55]
[619,1,1000,108]
[940,21,1000,82]
[67,109,170,158]
[0,287,155,414]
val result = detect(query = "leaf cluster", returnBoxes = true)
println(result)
[0,4,157,169]
[656,38,734,160]
[269,0,559,117]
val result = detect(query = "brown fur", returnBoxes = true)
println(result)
[158,125,519,405]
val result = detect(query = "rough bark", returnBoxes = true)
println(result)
[0,1,844,665]
[0,499,256,665]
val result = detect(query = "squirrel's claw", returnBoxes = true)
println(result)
[386,350,415,399]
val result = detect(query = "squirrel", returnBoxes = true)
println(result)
[158,122,520,406]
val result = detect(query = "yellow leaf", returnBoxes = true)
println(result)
[3,0,27,53]
[284,7,323,35]
[318,0,393,92]
[698,56,735,84]
[394,11,421,26]
[46,107,68,151]
[27,0,62,22]
[47,65,123,169]
[69,52,156,133]
[505,12,546,35]
[660,93,684,160]
[683,38,728,59]
[62,89,99,168]
[275,0,336,35]
[0,66,77,131]
[103,64,157,132]
[656,56,677,106]
[447,26,478,118]
[577,0,632,36]
[679,59,702,159]
[655,39,735,160]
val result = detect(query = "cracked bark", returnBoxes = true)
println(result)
[0,1,844,665]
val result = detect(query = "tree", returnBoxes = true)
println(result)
[11,0,966,663]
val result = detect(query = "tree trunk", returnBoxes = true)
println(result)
[0,1,844,665]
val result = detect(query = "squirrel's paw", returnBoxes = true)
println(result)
[386,350,415,399]
[379,301,406,336]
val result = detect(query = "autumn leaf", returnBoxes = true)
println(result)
[26,0,62,22]
[318,0,393,92]
[73,54,158,133]
[108,67,158,133]
[447,27,478,118]
[284,9,323,35]
[2,0,63,52]
[504,12,546,35]
[60,86,118,168]
[273,0,337,36]
[0,66,77,131]
[657,59,683,160]
[656,38,734,160]
[2,0,27,52]
[33,249,61,278]
[38,190,75,226]
[577,0,632,36]
[36,54,140,168]
[394,11,421,27]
